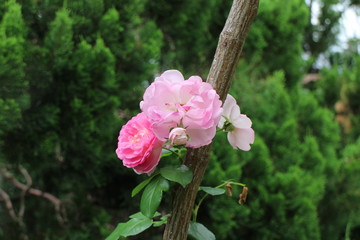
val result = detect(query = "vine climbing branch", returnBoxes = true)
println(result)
[162,1,259,239]
[0,166,67,226]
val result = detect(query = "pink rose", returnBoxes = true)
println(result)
[218,94,254,151]
[116,113,164,174]
[169,127,188,145]
[140,70,222,148]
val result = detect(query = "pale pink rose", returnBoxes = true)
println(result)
[218,94,254,151]
[140,70,222,148]
[116,113,164,174]
[169,127,188,145]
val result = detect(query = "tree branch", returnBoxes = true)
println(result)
[162,1,259,239]
[0,186,28,240]
[0,187,19,222]
[0,167,67,225]
[18,167,32,219]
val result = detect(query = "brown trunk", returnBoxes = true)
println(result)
[162,1,259,239]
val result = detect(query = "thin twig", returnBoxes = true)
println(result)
[18,167,32,219]
[0,187,18,222]
[0,167,67,225]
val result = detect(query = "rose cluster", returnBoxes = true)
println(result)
[116,70,254,174]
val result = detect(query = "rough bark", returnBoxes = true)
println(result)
[162,1,259,239]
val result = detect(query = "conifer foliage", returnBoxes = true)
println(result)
[0,0,162,239]
[0,0,359,239]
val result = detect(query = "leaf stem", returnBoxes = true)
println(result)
[162,147,180,158]
[192,181,246,222]
[216,128,223,133]
[193,193,207,222]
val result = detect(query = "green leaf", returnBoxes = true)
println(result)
[131,174,157,197]
[129,211,160,219]
[199,186,225,196]
[140,176,169,218]
[160,165,193,187]
[105,217,153,240]
[129,212,147,219]
[161,148,172,157]
[159,178,170,191]
[161,147,179,157]
[188,221,216,240]
[153,216,168,227]
[153,211,161,217]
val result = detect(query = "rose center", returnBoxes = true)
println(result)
[165,102,190,112]
[223,120,235,132]
[165,103,178,112]
[130,129,149,143]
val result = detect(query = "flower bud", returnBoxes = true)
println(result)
[169,127,188,145]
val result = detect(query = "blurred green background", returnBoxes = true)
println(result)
[0,0,359,239]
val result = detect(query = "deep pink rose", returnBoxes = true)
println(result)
[116,113,164,174]
[140,70,222,148]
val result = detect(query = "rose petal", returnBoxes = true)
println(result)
[222,94,238,118]
[160,70,185,83]
[227,128,254,151]
[232,114,252,129]
[134,140,163,174]
[218,116,226,128]
[152,121,178,140]
[186,127,216,148]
